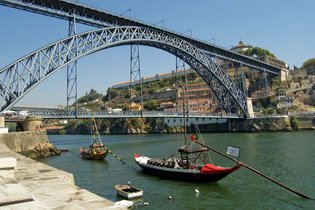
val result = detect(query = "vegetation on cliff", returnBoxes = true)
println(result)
[243,47,276,58]
[62,118,169,134]
[56,54,315,134]
[302,58,315,69]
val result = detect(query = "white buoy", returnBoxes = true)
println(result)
[127,181,131,186]
[168,195,172,200]
[144,202,149,206]
[195,189,199,194]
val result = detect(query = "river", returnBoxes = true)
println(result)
[40,131,315,209]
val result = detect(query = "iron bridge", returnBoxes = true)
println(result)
[0,0,283,119]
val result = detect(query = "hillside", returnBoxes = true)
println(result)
[58,57,315,134]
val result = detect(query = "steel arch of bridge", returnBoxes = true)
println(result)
[0,26,248,117]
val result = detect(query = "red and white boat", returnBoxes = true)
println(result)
[134,140,241,182]
[134,84,241,182]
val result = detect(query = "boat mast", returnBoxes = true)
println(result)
[182,86,187,145]
[91,114,103,144]
[182,68,189,145]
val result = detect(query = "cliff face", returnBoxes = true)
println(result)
[0,131,61,159]
[228,117,293,132]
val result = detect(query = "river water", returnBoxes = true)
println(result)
[41,132,315,209]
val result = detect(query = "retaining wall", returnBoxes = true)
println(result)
[0,131,48,152]
[0,132,120,209]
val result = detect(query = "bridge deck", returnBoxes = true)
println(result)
[5,110,242,119]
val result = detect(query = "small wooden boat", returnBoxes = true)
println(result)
[80,116,109,160]
[115,184,143,199]
[80,143,108,160]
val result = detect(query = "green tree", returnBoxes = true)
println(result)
[144,100,160,110]
[290,117,299,131]
[77,89,101,104]
[302,58,315,69]
[261,107,275,115]
[243,47,276,58]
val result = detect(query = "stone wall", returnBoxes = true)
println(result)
[228,117,292,132]
[297,117,315,130]
[0,131,48,152]
[20,116,43,131]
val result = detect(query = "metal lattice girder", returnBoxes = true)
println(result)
[129,44,143,106]
[67,15,78,110]
[0,26,248,117]
[0,0,281,75]
[67,13,78,111]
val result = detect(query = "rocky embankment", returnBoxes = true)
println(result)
[0,132,119,209]
[19,142,61,159]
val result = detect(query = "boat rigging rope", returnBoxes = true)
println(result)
[193,123,213,164]
[227,175,307,209]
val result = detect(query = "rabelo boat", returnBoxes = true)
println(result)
[80,116,109,160]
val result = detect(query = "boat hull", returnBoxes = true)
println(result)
[80,151,108,160]
[134,154,240,182]
[115,184,143,199]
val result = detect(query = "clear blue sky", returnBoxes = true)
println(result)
[0,0,314,107]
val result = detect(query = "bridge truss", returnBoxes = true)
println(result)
[0,0,281,75]
[0,0,284,119]
[0,26,249,117]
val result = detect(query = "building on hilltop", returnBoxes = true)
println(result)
[230,41,252,53]
[134,89,177,102]
[230,41,288,70]
[161,83,219,113]
[111,69,220,114]
[160,102,176,109]
[259,55,287,69]
[112,68,195,89]
[274,92,294,108]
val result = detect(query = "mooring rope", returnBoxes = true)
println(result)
[227,175,307,209]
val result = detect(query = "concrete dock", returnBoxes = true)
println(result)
[0,140,128,209]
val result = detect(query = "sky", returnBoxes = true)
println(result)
[0,0,314,107]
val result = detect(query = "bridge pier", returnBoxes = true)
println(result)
[0,116,9,133]
[18,116,43,132]
[246,97,255,118]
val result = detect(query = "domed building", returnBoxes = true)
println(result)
[230,41,252,53]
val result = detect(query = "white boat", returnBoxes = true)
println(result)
[114,184,143,199]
